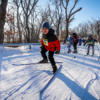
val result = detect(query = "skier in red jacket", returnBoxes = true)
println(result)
[39,22,60,74]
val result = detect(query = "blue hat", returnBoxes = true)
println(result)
[42,22,50,30]
[88,35,92,39]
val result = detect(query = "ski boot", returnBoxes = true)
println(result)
[92,52,94,56]
[52,65,57,74]
[86,53,89,55]
[68,50,71,53]
[38,59,48,63]
[73,49,77,53]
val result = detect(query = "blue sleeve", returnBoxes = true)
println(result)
[84,40,88,45]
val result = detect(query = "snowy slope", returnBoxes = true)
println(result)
[0,44,100,100]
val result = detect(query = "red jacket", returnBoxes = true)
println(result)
[72,35,78,43]
[41,38,60,52]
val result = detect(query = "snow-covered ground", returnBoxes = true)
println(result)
[0,43,100,100]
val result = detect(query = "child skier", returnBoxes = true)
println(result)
[84,35,97,56]
[79,38,82,46]
[39,22,60,74]
[72,33,79,53]
[66,36,73,53]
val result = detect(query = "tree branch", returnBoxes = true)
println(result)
[69,7,82,18]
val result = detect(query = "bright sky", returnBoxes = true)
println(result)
[69,0,100,28]
[38,0,100,28]
[8,0,100,29]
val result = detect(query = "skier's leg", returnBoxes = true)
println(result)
[73,43,77,53]
[67,44,71,53]
[41,47,47,59]
[73,43,75,51]
[39,47,48,63]
[75,43,78,52]
[48,51,55,66]
[87,45,90,54]
[92,46,94,55]
[48,51,57,73]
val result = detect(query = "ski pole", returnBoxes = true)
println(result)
[96,43,100,60]
[84,45,87,55]
[64,43,66,54]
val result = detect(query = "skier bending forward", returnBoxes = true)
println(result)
[39,22,60,74]
[84,35,98,56]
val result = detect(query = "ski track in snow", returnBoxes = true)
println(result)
[0,44,100,100]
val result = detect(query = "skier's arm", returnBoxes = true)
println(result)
[84,40,88,46]
[41,38,44,46]
[94,39,98,42]
[73,36,78,43]
[55,39,60,52]
[40,38,45,49]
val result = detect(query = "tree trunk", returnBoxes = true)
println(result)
[0,0,8,43]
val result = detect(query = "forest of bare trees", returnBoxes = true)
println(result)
[70,19,100,41]
[0,0,100,43]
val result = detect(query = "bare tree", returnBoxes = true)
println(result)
[0,0,8,43]
[12,0,39,43]
[60,0,82,42]
[20,0,39,43]
[94,19,100,41]
[13,0,22,43]
[50,1,64,38]
[75,22,89,37]
[88,21,95,36]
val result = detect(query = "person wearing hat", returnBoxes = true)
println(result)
[79,37,82,46]
[39,22,60,74]
[72,33,79,53]
[84,35,98,56]
[66,36,73,53]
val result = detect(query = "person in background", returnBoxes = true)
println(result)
[66,36,73,53]
[72,33,79,53]
[39,22,60,74]
[82,37,86,43]
[79,37,82,46]
[84,35,98,56]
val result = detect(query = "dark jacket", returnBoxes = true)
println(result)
[84,38,97,46]
[72,33,78,44]
[41,28,60,52]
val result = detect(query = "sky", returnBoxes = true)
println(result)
[38,0,100,28]
[7,0,100,29]
[69,0,100,28]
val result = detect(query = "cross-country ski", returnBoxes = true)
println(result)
[0,1,100,99]
[1,42,100,100]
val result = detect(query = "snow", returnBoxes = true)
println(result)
[0,44,100,100]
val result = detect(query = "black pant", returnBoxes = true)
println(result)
[73,43,77,51]
[79,43,81,46]
[41,47,55,66]
[87,45,94,54]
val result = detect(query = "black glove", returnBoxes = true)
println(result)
[96,40,98,43]
[73,37,75,41]
[83,44,85,46]
[55,50,60,54]
[40,46,44,49]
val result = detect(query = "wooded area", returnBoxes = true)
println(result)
[0,0,100,43]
